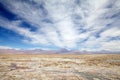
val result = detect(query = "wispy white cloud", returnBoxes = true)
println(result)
[0,0,120,51]
[0,16,49,45]
[100,41,120,51]
[100,27,120,38]
[0,46,20,50]
[0,46,12,49]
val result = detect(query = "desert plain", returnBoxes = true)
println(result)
[0,54,120,80]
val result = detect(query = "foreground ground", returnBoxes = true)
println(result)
[0,54,120,80]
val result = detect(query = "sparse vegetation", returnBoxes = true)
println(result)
[0,54,120,80]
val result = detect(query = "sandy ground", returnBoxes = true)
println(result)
[0,54,120,80]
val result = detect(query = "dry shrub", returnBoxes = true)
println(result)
[84,54,120,66]
[107,61,120,66]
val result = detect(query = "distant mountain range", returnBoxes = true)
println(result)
[0,49,55,54]
[0,48,119,54]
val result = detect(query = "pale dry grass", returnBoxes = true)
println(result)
[0,53,120,80]
[84,54,120,66]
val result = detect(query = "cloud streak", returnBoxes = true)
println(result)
[0,0,120,51]
[0,45,20,50]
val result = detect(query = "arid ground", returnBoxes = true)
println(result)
[0,54,120,80]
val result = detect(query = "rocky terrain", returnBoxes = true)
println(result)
[0,54,120,80]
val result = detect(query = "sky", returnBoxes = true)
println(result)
[0,0,120,51]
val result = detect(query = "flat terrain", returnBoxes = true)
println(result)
[0,54,120,80]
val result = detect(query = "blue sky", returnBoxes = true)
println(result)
[0,0,120,51]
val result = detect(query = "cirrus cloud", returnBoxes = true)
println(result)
[0,0,120,51]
